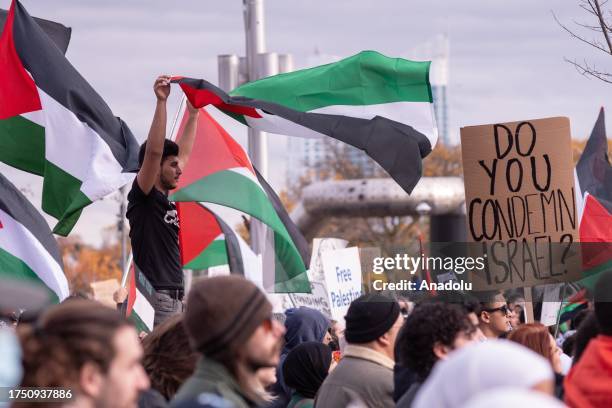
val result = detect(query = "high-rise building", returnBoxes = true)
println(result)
[410,34,450,145]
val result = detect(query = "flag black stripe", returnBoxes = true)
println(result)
[254,167,310,268]
[0,172,63,268]
[576,108,612,214]
[0,8,71,54]
[11,1,139,172]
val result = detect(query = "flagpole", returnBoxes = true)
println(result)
[120,252,133,288]
[169,95,186,142]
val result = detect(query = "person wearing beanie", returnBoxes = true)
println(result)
[171,276,285,408]
[314,293,402,408]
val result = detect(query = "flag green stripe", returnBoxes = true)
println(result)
[171,170,306,278]
[231,50,432,112]
[0,115,45,176]
[129,310,150,334]
[577,260,612,291]
[184,239,229,270]
[0,247,59,303]
[273,236,311,293]
[172,170,288,240]
[41,161,91,236]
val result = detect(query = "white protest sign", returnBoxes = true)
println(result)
[322,247,363,322]
[309,238,349,283]
[289,280,332,319]
[540,283,563,326]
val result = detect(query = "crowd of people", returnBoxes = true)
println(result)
[0,269,611,408]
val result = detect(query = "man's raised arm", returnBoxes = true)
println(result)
[177,100,200,169]
[137,75,171,195]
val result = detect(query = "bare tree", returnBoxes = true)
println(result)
[553,0,612,83]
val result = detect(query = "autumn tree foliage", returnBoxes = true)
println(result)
[57,232,123,295]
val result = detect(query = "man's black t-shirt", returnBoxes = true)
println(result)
[127,180,182,290]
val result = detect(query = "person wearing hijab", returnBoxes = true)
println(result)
[412,341,554,408]
[269,307,330,407]
[283,342,333,408]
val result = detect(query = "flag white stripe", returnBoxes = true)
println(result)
[38,88,135,200]
[244,101,437,147]
[133,287,155,331]
[0,208,68,300]
[310,101,437,146]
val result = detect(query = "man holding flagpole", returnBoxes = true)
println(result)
[127,75,199,326]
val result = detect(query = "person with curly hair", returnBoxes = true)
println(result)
[141,315,198,404]
[395,302,477,408]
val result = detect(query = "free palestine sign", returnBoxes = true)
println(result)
[461,117,581,290]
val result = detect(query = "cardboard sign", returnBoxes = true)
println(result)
[90,279,120,308]
[321,247,363,322]
[289,281,332,319]
[461,117,581,290]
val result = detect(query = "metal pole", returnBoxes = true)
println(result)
[120,252,133,288]
[244,0,269,255]
[243,0,268,178]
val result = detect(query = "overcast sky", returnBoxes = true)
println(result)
[1,0,610,246]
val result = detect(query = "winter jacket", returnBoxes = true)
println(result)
[565,335,612,408]
[314,344,395,408]
[171,357,256,408]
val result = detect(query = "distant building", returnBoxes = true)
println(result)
[410,34,451,145]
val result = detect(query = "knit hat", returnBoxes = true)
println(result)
[183,275,272,358]
[345,293,400,343]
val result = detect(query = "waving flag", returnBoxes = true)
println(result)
[0,172,68,303]
[0,7,71,54]
[172,50,437,194]
[178,201,263,286]
[124,261,155,333]
[574,108,612,287]
[0,0,139,235]
[171,108,310,293]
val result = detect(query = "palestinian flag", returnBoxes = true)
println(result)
[179,201,229,270]
[171,108,310,293]
[0,0,139,235]
[123,261,155,333]
[574,108,612,288]
[0,7,71,54]
[178,201,264,287]
[172,50,437,194]
[0,172,68,303]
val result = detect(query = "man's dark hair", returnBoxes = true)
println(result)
[17,300,130,389]
[396,302,473,381]
[571,309,590,331]
[142,315,198,400]
[138,139,179,168]
[594,270,612,335]
[432,291,480,315]
[562,333,577,357]
[573,311,600,365]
